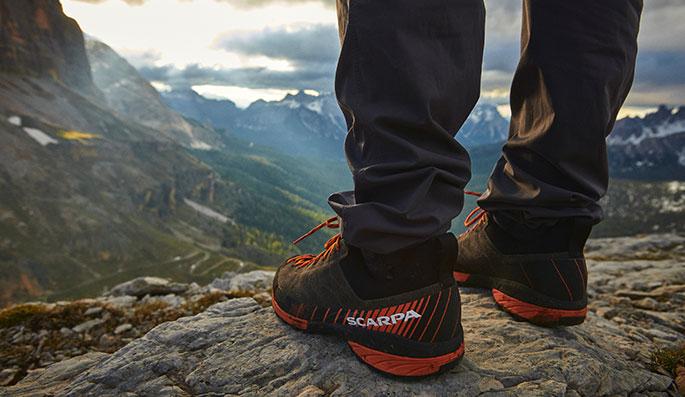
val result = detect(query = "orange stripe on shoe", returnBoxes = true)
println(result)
[365,308,379,332]
[492,289,587,323]
[350,310,358,324]
[369,308,381,326]
[430,288,451,343]
[397,300,418,336]
[453,271,471,283]
[390,302,411,334]
[310,306,318,321]
[388,303,408,335]
[272,298,308,330]
[574,259,586,287]
[519,264,534,288]
[402,298,423,338]
[373,307,389,331]
[551,259,573,300]
[418,291,442,342]
[408,296,430,339]
[322,308,330,323]
[380,305,399,333]
[333,308,342,324]
[348,341,464,377]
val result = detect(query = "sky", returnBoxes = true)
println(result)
[62,0,685,116]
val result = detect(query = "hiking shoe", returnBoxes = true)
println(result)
[272,217,464,377]
[454,193,590,326]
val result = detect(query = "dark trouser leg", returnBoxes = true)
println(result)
[479,0,642,226]
[329,0,485,254]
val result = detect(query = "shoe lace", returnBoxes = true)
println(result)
[463,190,486,230]
[286,216,342,268]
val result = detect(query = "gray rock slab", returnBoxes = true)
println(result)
[210,270,275,294]
[6,297,670,397]
[107,277,188,298]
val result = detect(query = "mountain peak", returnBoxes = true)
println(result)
[283,90,314,102]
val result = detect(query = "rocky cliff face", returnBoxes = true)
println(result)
[608,105,685,180]
[1,234,683,396]
[0,0,98,97]
[0,0,344,308]
[85,39,221,149]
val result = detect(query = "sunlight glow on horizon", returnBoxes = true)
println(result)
[192,85,304,108]
[62,0,334,105]
[62,0,679,114]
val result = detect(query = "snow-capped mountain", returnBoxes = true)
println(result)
[608,106,685,180]
[608,105,685,146]
[231,91,348,159]
[162,87,685,181]
[456,103,509,149]
[161,88,240,131]
[163,90,512,159]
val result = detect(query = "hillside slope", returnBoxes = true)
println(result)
[0,1,346,307]
[86,40,221,149]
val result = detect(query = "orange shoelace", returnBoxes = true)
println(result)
[287,216,342,268]
[287,190,483,268]
[463,190,486,230]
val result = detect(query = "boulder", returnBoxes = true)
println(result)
[3,296,673,396]
[3,234,683,396]
[106,277,188,298]
[210,270,275,295]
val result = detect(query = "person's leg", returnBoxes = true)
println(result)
[479,0,643,223]
[272,0,484,377]
[454,0,642,326]
[330,0,485,254]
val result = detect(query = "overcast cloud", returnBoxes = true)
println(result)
[67,0,685,108]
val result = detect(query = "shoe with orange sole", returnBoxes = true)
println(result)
[454,195,589,326]
[272,217,464,377]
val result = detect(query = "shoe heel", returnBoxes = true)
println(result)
[492,288,587,326]
[347,340,464,377]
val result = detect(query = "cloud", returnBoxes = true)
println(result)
[137,24,339,92]
[71,0,334,8]
[214,24,339,65]
[139,62,337,92]
[112,0,685,106]
[72,0,146,5]
[116,48,163,69]
[214,0,334,9]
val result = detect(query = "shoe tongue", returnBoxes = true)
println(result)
[343,235,456,300]
[488,211,593,254]
[361,234,455,287]
[360,249,394,281]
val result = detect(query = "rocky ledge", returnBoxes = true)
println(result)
[2,234,685,396]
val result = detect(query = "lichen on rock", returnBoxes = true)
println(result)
[1,235,684,396]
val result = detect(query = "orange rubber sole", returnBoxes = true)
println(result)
[271,297,464,377]
[453,272,587,326]
[272,296,309,330]
[453,271,471,283]
[348,340,464,377]
[492,289,587,325]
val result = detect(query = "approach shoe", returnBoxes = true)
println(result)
[453,192,590,326]
[272,217,464,377]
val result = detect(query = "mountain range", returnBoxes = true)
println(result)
[608,105,685,180]
[162,86,685,237]
[163,89,685,182]
[161,90,511,157]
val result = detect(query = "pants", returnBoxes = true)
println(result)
[329,0,643,254]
